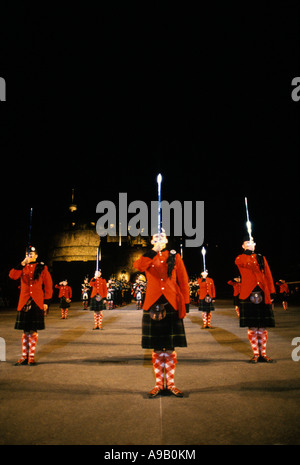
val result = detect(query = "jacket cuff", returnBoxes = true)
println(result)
[15,263,25,270]
[143,249,157,259]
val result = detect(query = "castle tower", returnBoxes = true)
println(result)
[48,190,149,298]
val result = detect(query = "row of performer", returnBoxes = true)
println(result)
[55,272,289,328]
[58,270,289,315]
[8,231,291,398]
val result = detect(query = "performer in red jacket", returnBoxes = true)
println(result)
[9,246,53,365]
[235,236,276,363]
[55,281,72,319]
[197,271,216,328]
[132,277,146,309]
[89,270,107,329]
[276,280,289,311]
[133,231,190,398]
[227,277,241,316]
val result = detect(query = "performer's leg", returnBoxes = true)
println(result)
[28,331,38,365]
[61,308,64,319]
[98,311,103,329]
[257,328,273,362]
[148,350,165,398]
[248,328,260,362]
[165,351,183,397]
[202,312,208,328]
[15,332,29,365]
[93,312,99,329]
[207,312,212,328]
[64,308,68,319]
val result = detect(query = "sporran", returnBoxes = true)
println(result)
[149,304,166,321]
[23,298,32,312]
[250,291,263,304]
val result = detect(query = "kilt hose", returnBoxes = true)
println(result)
[202,311,212,328]
[248,328,269,358]
[15,332,39,365]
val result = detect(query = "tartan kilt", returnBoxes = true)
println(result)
[239,297,275,328]
[278,292,289,303]
[59,297,70,309]
[15,300,45,331]
[233,295,240,306]
[142,305,187,349]
[90,295,106,311]
[198,298,215,312]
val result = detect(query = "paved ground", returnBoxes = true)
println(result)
[1,299,300,446]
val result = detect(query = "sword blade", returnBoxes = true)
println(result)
[157,173,162,241]
[201,247,206,271]
[244,197,252,240]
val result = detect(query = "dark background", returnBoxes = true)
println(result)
[0,2,299,301]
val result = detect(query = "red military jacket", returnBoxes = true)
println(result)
[9,262,53,310]
[89,277,107,299]
[235,252,275,304]
[133,249,190,319]
[276,282,289,294]
[227,280,241,296]
[197,277,216,300]
[55,284,72,299]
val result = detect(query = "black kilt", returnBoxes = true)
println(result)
[198,298,215,312]
[59,297,70,309]
[278,292,289,303]
[15,300,45,331]
[90,295,106,311]
[142,305,187,349]
[233,295,240,306]
[239,295,275,328]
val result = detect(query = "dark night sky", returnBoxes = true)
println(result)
[0,3,299,290]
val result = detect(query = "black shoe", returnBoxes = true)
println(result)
[249,355,259,363]
[28,360,37,366]
[259,355,275,363]
[14,358,28,366]
[148,386,163,398]
[167,386,184,397]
